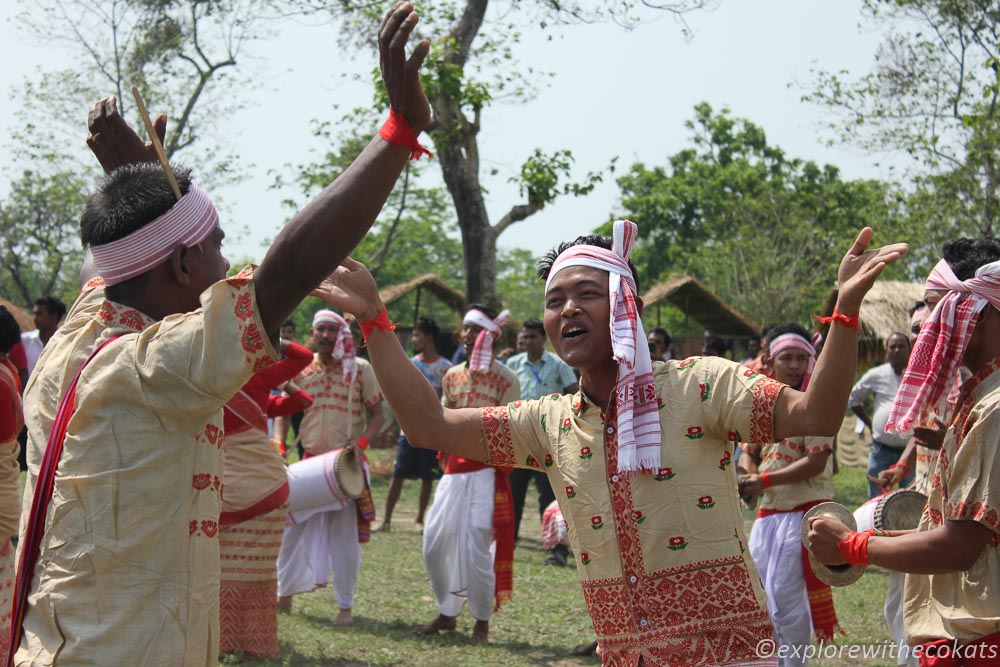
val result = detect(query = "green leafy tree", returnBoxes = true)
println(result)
[0,170,89,306]
[320,0,712,306]
[805,0,1000,237]
[613,103,906,325]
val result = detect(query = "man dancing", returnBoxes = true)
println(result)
[810,238,1000,667]
[415,305,519,645]
[311,222,905,666]
[739,324,835,665]
[9,5,431,664]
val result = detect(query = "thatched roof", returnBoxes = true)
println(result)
[642,276,760,338]
[378,274,465,312]
[821,281,923,344]
[0,297,34,332]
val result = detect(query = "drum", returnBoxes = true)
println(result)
[853,489,927,533]
[286,448,366,524]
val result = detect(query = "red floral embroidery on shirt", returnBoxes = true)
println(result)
[544,453,554,467]
[117,309,145,331]
[699,382,711,402]
[204,424,222,446]
[526,455,540,468]
[200,520,218,537]
[749,377,783,445]
[234,291,253,321]
[668,536,688,550]
[190,520,198,535]
[591,515,604,530]
[192,473,211,490]
[719,450,732,470]
[633,510,645,524]
[480,406,516,467]
[98,302,115,322]
[579,446,593,461]
[697,495,716,509]
[579,551,590,565]
[654,467,675,481]
[678,358,698,369]
[685,426,704,440]
[565,485,576,498]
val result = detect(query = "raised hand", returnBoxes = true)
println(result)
[87,96,168,174]
[310,258,384,323]
[379,2,431,133]
[836,228,909,313]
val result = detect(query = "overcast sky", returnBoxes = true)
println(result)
[1,1,902,265]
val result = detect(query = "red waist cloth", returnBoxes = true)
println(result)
[757,499,841,643]
[919,633,1000,666]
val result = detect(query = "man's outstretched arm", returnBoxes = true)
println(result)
[773,228,908,440]
[311,259,489,462]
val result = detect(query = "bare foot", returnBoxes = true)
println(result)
[415,614,457,636]
[375,522,391,533]
[333,608,352,626]
[470,619,489,645]
[277,596,292,614]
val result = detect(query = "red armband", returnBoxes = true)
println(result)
[888,461,911,476]
[379,108,432,161]
[760,470,774,489]
[360,307,395,342]
[815,309,861,332]
[356,435,369,451]
[837,529,876,566]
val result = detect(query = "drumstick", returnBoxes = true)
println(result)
[130,86,182,201]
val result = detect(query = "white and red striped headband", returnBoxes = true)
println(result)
[768,333,816,391]
[90,184,219,286]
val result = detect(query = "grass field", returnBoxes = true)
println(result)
[221,450,905,667]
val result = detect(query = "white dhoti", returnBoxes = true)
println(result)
[885,571,918,666]
[276,503,361,609]
[749,511,812,667]
[423,467,495,621]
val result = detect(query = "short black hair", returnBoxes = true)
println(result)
[908,301,926,317]
[702,335,728,355]
[414,316,440,338]
[942,237,1000,281]
[521,318,545,336]
[765,322,812,345]
[0,307,21,355]
[281,319,295,331]
[81,163,193,248]
[465,303,498,320]
[887,331,911,348]
[34,296,66,320]
[649,327,671,346]
[536,234,641,292]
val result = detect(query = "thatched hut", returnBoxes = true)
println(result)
[641,276,760,358]
[377,273,466,357]
[820,281,924,370]
[0,297,34,333]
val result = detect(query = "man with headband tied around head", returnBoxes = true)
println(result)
[810,239,1000,667]
[738,325,836,665]
[311,219,906,666]
[9,5,431,665]
[275,309,383,625]
[414,304,519,645]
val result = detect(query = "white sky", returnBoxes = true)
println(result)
[0,1,904,265]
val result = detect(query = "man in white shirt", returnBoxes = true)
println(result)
[21,297,66,377]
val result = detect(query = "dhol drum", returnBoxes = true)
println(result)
[286,448,366,524]
[853,489,928,533]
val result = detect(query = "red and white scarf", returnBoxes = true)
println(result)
[887,259,1000,435]
[90,184,218,285]
[313,309,357,384]
[768,333,816,391]
[545,220,659,473]
[465,309,510,373]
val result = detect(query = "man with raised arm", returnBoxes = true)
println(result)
[809,238,1000,667]
[10,5,430,665]
[312,223,906,666]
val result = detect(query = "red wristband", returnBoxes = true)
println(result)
[888,461,911,476]
[359,307,395,342]
[760,470,774,489]
[815,309,861,332]
[837,529,876,565]
[356,435,369,451]
[379,107,432,161]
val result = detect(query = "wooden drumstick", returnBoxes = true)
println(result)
[130,86,181,201]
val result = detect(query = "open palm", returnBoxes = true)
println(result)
[311,259,383,321]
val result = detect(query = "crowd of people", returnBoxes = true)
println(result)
[0,3,999,667]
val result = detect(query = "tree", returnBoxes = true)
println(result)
[323,0,713,306]
[613,103,907,326]
[0,170,89,306]
[804,0,1000,237]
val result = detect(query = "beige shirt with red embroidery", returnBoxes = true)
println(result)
[743,436,834,511]
[442,360,520,410]
[294,355,382,454]
[903,358,1000,645]
[481,356,783,667]
[16,269,277,667]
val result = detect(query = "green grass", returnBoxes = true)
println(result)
[215,454,902,666]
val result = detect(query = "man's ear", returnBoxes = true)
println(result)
[168,244,192,286]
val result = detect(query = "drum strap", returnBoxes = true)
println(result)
[6,336,120,666]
